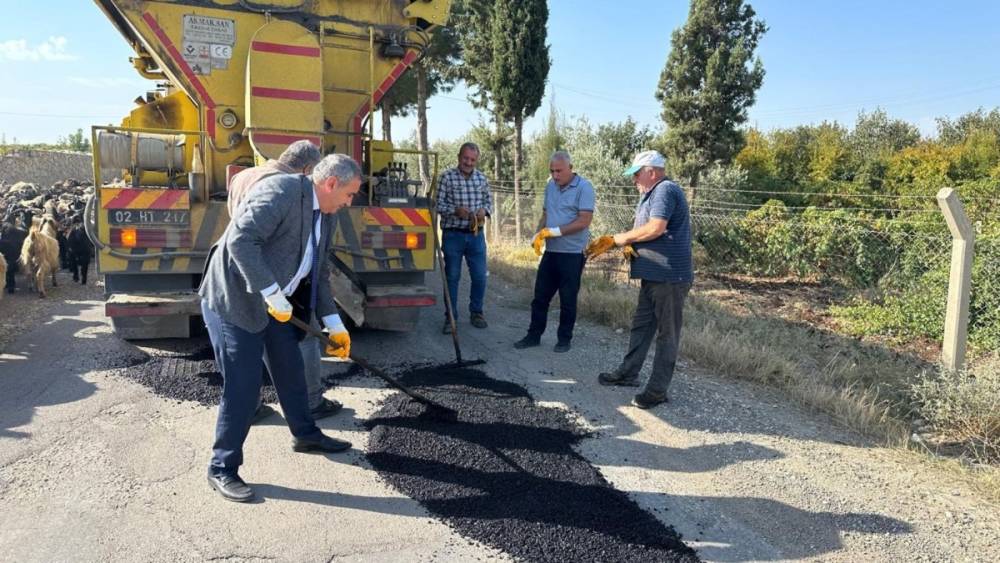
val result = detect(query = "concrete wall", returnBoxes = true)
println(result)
[0,150,115,187]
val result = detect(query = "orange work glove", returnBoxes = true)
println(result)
[322,314,351,359]
[584,235,615,260]
[264,289,292,322]
[622,245,638,260]
[530,227,562,256]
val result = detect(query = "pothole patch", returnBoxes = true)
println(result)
[366,364,700,562]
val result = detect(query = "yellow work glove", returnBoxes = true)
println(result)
[264,289,293,322]
[322,314,351,359]
[530,227,562,256]
[622,245,638,260]
[470,214,480,235]
[584,235,616,260]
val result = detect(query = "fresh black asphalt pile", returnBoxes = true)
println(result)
[365,365,700,562]
[112,339,279,406]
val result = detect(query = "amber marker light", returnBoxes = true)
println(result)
[405,233,420,249]
[121,228,138,247]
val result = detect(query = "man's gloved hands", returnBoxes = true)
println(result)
[584,235,616,260]
[264,289,293,322]
[531,227,562,256]
[322,314,351,359]
[622,244,638,260]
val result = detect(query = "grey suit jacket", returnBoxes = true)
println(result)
[199,174,337,333]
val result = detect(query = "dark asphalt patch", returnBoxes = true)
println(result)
[366,365,701,562]
[110,339,279,407]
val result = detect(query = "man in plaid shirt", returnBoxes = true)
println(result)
[436,142,492,333]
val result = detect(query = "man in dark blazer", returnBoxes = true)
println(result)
[199,153,361,502]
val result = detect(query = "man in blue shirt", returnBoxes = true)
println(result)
[515,151,595,353]
[586,150,692,409]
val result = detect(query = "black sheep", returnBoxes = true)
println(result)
[66,222,94,285]
[0,222,27,293]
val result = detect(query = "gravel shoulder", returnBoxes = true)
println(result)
[0,268,997,562]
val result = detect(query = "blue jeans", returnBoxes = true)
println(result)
[442,229,487,318]
[203,301,322,477]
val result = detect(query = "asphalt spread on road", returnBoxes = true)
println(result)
[365,364,700,562]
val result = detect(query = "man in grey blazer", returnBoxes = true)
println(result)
[200,153,361,502]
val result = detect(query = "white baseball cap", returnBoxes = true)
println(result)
[623,150,666,176]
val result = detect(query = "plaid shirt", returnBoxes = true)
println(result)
[436,167,492,230]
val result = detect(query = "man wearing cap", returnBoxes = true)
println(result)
[514,151,594,353]
[585,150,692,409]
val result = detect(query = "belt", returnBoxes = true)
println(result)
[443,227,478,234]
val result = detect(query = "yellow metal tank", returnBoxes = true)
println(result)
[90,0,451,338]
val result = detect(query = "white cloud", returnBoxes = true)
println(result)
[0,36,78,62]
[68,77,143,89]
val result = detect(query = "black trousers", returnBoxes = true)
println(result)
[527,251,586,343]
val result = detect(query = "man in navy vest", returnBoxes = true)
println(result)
[586,150,693,409]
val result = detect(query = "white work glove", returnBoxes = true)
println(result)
[322,314,351,359]
[264,289,293,322]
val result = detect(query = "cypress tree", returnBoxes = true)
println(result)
[657,0,767,196]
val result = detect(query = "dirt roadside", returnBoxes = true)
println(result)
[0,270,997,562]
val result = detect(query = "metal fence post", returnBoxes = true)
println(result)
[936,187,975,371]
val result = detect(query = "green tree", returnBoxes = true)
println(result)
[458,0,550,239]
[489,0,550,239]
[808,121,850,183]
[848,108,920,191]
[936,107,1000,145]
[526,98,565,194]
[596,117,654,166]
[58,128,91,153]
[378,3,463,186]
[453,0,508,179]
[656,0,767,196]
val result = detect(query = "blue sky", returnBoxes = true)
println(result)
[1,1,999,144]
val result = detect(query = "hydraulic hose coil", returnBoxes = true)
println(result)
[99,131,185,172]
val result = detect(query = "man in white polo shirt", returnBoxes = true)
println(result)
[514,150,595,353]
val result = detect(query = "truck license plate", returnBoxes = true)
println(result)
[108,209,190,226]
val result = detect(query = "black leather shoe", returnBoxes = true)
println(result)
[310,397,343,421]
[292,433,352,453]
[513,335,541,349]
[553,341,571,353]
[207,473,254,503]
[598,372,639,387]
[632,390,669,409]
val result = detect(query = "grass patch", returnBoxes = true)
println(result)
[488,243,999,501]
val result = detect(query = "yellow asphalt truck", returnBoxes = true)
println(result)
[87,0,450,338]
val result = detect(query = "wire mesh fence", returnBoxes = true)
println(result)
[484,182,999,359]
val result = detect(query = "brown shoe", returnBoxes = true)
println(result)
[470,313,488,329]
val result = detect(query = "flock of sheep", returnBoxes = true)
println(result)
[0,180,94,299]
